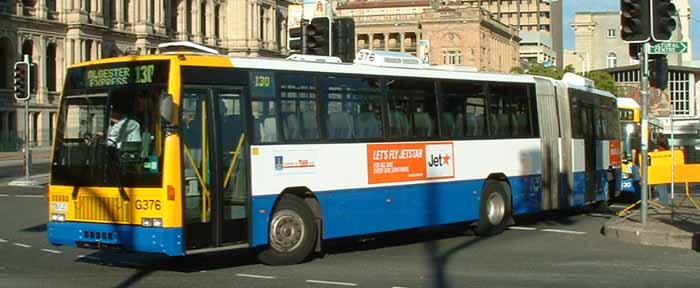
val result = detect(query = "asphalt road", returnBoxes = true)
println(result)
[1,185,699,288]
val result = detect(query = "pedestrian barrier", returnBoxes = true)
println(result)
[617,149,700,216]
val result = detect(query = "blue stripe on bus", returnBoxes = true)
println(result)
[48,222,184,256]
[251,174,545,247]
[572,171,586,207]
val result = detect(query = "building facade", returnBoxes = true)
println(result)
[0,0,292,150]
[337,2,520,73]
[571,5,692,73]
[460,0,562,67]
[600,65,700,144]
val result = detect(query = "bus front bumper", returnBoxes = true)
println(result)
[48,221,184,256]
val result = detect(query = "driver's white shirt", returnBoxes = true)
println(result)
[108,117,141,148]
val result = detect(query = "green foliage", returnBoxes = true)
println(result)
[510,63,570,80]
[511,63,621,97]
[586,71,622,97]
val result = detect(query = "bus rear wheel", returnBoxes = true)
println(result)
[474,180,512,236]
[257,194,317,266]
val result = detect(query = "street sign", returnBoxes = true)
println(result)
[649,42,688,54]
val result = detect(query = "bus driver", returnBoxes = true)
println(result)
[107,103,141,149]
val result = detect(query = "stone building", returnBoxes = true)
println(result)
[0,0,292,150]
[337,2,520,73]
[460,0,562,67]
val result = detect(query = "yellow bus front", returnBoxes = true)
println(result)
[47,56,186,255]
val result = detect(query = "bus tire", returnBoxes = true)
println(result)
[474,180,512,236]
[257,194,317,266]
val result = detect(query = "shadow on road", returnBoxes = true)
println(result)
[21,223,47,232]
[72,205,595,288]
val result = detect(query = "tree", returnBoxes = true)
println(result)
[511,64,621,97]
[586,71,622,97]
[510,63,576,80]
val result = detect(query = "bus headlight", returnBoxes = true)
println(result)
[51,214,66,222]
[141,218,163,228]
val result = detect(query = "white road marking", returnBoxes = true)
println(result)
[306,280,358,286]
[0,194,9,197]
[235,273,276,279]
[0,239,7,243]
[41,249,62,254]
[13,243,31,248]
[15,195,44,198]
[540,229,587,235]
[508,226,537,231]
[77,255,99,261]
[587,213,610,218]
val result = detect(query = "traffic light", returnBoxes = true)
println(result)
[307,17,330,56]
[13,62,29,101]
[288,20,308,53]
[651,0,677,42]
[649,55,669,90]
[620,0,650,42]
[332,18,356,63]
[629,43,641,60]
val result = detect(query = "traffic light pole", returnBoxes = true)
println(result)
[302,20,308,55]
[640,43,650,224]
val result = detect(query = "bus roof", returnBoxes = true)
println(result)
[617,97,640,109]
[229,56,537,84]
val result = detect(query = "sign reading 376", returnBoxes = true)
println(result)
[649,42,688,54]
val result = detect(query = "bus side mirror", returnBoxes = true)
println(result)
[160,92,174,124]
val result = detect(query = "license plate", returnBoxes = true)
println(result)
[51,202,68,212]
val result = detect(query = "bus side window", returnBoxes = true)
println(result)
[280,73,319,141]
[386,78,436,139]
[252,100,277,143]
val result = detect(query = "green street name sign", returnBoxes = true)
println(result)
[649,42,688,54]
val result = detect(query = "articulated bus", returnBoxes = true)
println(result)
[48,43,620,265]
[617,97,662,198]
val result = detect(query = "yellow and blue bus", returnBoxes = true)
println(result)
[617,97,662,199]
[48,43,620,265]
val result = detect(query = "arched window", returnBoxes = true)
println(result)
[607,52,617,68]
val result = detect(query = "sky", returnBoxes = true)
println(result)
[563,0,700,60]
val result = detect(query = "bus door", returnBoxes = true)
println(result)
[182,87,249,250]
[580,104,597,202]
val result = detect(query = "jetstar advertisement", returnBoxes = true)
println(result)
[367,143,454,184]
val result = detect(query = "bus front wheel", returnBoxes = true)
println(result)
[474,180,512,236]
[258,194,317,266]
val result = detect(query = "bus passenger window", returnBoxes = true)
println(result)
[252,100,277,143]
[322,76,383,140]
[281,74,318,141]
[386,78,436,139]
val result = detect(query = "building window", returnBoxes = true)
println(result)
[443,50,462,65]
[607,29,616,38]
[606,52,617,68]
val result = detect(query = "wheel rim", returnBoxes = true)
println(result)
[269,209,305,252]
[486,192,505,226]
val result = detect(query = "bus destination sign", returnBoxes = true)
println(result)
[86,64,155,88]
[64,61,169,90]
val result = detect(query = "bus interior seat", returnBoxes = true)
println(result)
[466,114,478,136]
[302,112,318,139]
[455,113,465,137]
[414,112,433,137]
[389,111,410,137]
[284,114,301,140]
[440,112,455,137]
[328,112,354,139]
[498,113,510,137]
[356,112,381,138]
[261,117,278,142]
